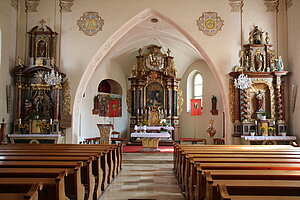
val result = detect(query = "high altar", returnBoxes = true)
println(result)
[8,20,71,144]
[127,45,183,141]
[229,26,290,144]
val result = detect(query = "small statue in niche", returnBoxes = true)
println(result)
[252,25,264,44]
[37,40,47,57]
[24,100,32,118]
[256,90,264,112]
[275,56,284,71]
[33,91,45,113]
[256,53,264,72]
[210,95,218,115]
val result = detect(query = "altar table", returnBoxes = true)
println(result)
[241,135,297,145]
[131,132,171,152]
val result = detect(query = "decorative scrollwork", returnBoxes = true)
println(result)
[62,80,71,115]
[126,89,132,115]
[177,89,183,115]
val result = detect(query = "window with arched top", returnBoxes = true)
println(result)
[194,73,203,99]
[187,71,203,112]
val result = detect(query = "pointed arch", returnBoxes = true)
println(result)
[72,8,228,143]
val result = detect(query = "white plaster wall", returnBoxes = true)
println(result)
[3,0,290,143]
[0,1,17,134]
[179,60,224,141]
[288,1,300,144]
[80,59,129,139]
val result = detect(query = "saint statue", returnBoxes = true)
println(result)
[24,100,32,118]
[252,26,264,44]
[256,90,264,112]
[275,56,284,71]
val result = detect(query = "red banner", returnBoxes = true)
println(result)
[108,100,119,117]
[191,99,202,116]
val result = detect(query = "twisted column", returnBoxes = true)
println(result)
[276,77,284,120]
[240,89,249,121]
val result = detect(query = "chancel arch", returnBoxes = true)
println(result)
[72,8,228,144]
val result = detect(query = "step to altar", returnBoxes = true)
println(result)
[127,140,174,146]
[122,153,173,164]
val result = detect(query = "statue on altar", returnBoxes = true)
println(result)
[252,25,264,44]
[256,90,264,112]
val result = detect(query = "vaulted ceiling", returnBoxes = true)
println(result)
[108,16,203,78]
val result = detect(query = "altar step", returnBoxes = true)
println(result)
[127,140,174,146]
[122,153,173,164]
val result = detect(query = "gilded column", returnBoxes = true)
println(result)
[275,76,284,121]
[54,85,60,121]
[16,83,22,120]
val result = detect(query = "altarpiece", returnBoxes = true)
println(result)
[229,26,289,141]
[127,45,183,141]
[9,20,70,144]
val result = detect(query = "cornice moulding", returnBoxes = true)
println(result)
[11,0,19,10]
[60,0,74,12]
[229,0,244,12]
[25,0,40,12]
[264,0,279,12]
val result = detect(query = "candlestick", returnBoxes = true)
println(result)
[50,119,53,125]
[19,118,21,124]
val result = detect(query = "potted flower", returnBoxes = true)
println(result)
[250,127,256,136]
[268,127,275,136]
[260,112,267,120]
[260,127,266,136]
[279,129,286,137]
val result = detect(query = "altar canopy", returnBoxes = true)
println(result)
[127,45,183,141]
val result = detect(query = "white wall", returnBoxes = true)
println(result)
[179,60,223,141]
[1,0,292,143]
[0,1,17,134]
[288,1,300,144]
[80,59,129,139]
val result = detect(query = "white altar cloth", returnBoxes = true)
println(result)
[135,126,174,131]
[131,132,171,138]
[241,135,296,141]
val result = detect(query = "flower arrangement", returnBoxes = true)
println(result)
[268,127,275,136]
[38,120,50,133]
[18,123,29,133]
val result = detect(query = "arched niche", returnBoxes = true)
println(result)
[93,79,122,117]
[98,79,122,95]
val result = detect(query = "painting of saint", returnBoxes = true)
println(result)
[146,82,164,108]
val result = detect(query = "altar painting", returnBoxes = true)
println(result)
[146,82,164,109]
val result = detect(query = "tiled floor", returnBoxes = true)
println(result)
[99,153,184,200]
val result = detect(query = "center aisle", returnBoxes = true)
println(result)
[99,152,185,200]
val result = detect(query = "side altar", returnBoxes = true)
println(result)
[127,45,183,142]
[229,26,293,144]
[9,20,71,143]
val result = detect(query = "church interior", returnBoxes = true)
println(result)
[0,0,300,199]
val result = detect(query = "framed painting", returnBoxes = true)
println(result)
[146,82,164,109]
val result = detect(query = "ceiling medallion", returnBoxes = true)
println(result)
[196,12,224,36]
[77,11,104,36]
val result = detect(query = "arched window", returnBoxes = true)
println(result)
[193,73,203,99]
[186,71,203,112]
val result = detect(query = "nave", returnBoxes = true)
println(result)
[100,153,184,200]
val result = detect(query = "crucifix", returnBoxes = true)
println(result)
[39,19,46,28]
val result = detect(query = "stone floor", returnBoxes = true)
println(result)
[99,153,184,200]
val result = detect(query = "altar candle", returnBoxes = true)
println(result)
[19,119,21,124]
[273,121,276,125]
[255,121,257,125]
[50,119,53,125]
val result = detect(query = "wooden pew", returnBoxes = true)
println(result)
[0,161,89,200]
[0,182,43,200]
[0,172,68,200]
[0,166,84,200]
[205,177,300,200]
[217,184,300,200]
[204,171,300,200]
[0,145,117,186]
[194,162,300,200]
[185,154,300,200]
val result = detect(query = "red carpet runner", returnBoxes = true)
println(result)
[122,145,174,153]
